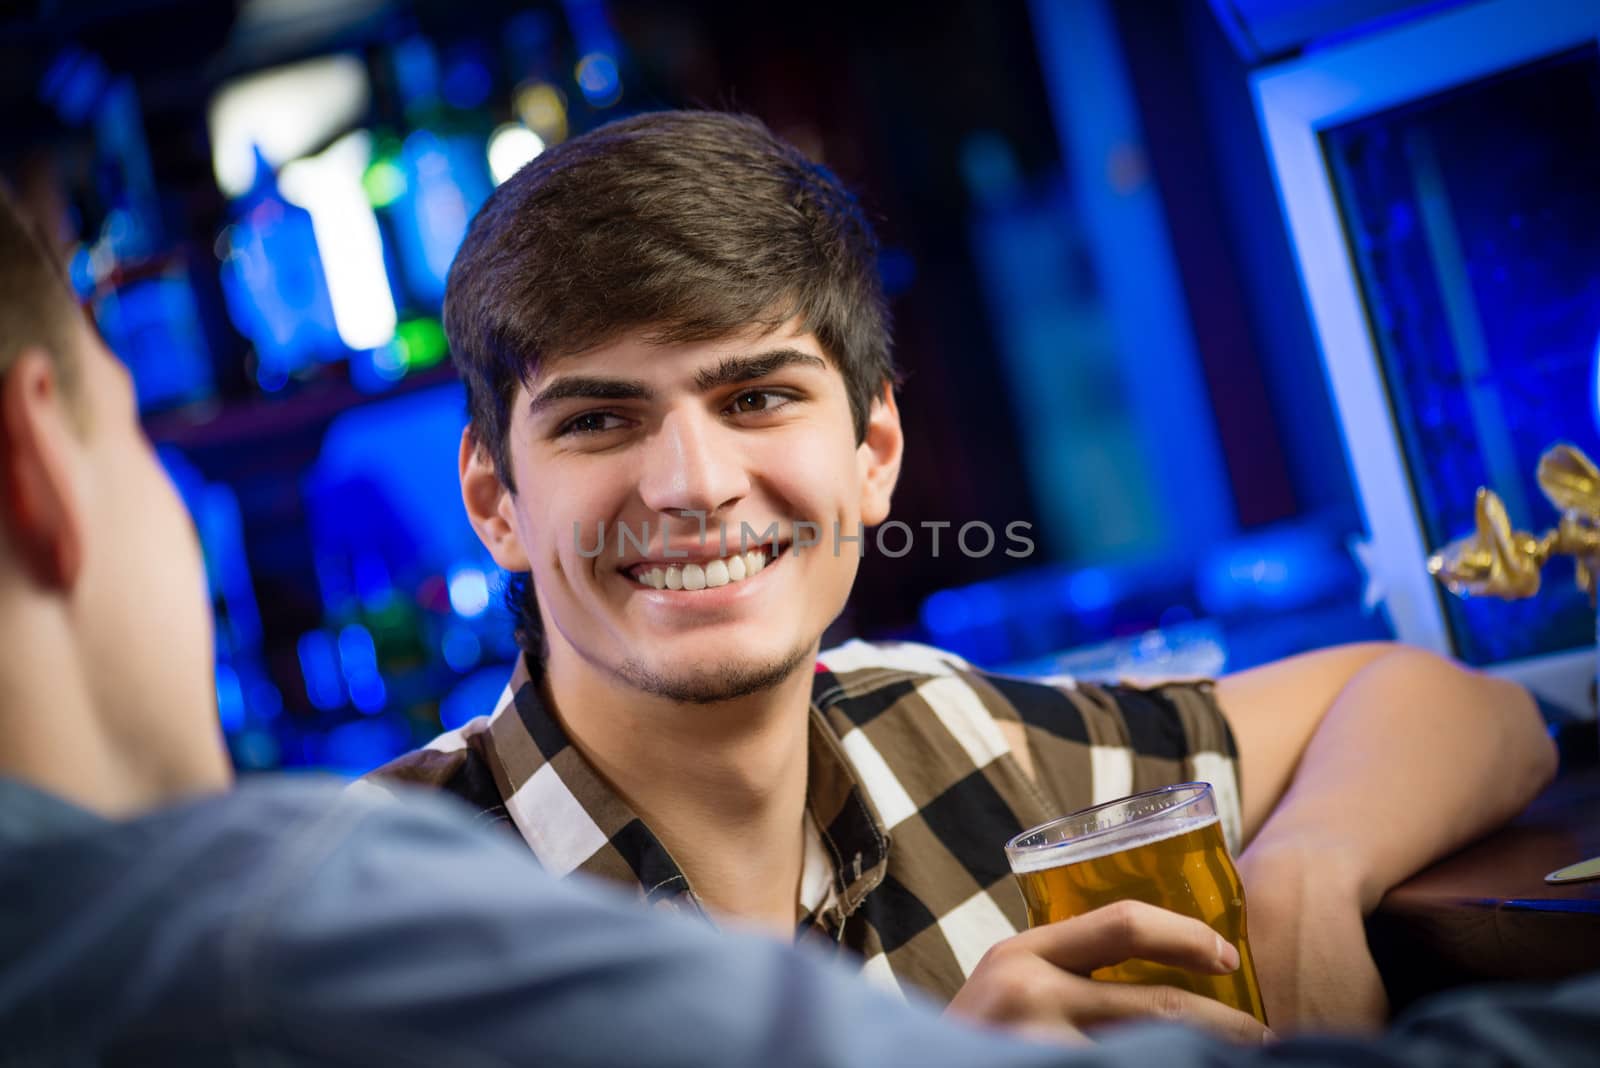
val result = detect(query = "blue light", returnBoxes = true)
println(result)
[221,152,343,377]
[442,51,492,110]
[1159,604,1196,630]
[243,664,284,723]
[95,274,214,412]
[441,623,483,672]
[40,48,110,125]
[917,581,1009,663]
[69,246,94,299]
[575,52,621,107]
[215,662,246,734]
[1065,568,1114,612]
[337,623,388,714]
[1591,329,1600,435]
[297,630,345,711]
[337,623,379,675]
[320,718,407,775]
[392,130,490,306]
[305,384,480,622]
[440,665,514,732]
[349,343,407,394]
[353,552,394,611]
[394,36,442,108]
[562,0,621,58]
[448,566,491,618]
[921,589,971,636]
[348,675,388,715]
[159,448,264,663]
[1195,522,1352,618]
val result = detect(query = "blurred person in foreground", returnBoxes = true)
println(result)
[0,179,1593,1065]
[367,110,1557,1036]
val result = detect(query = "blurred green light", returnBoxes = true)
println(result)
[397,317,448,370]
[363,157,407,208]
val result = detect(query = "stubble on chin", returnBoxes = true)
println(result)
[613,641,817,704]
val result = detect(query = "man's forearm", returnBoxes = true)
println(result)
[1239,647,1556,910]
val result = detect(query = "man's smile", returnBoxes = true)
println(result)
[611,543,793,607]
[621,541,789,591]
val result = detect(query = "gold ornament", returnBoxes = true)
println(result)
[1427,443,1600,603]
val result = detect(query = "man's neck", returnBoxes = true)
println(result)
[542,647,818,935]
[0,604,151,817]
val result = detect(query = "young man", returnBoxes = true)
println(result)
[368,111,1558,1034]
[3,155,1597,1068]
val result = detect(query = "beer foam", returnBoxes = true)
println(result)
[1008,815,1219,874]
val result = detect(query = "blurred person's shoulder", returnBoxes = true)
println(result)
[129,773,509,864]
[0,771,520,1056]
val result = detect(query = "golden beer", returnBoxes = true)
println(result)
[1006,784,1267,1024]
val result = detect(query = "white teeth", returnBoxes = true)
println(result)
[631,547,778,590]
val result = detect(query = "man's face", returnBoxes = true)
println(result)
[468,319,901,703]
[71,335,230,788]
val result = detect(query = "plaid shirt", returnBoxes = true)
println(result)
[366,640,1242,1004]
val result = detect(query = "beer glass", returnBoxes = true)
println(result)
[1004,782,1267,1024]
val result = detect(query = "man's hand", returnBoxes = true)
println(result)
[944,900,1271,1046]
[1238,837,1388,1032]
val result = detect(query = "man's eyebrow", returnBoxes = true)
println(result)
[693,349,827,392]
[527,377,654,416]
[527,349,826,415]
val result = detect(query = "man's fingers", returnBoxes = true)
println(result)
[949,923,1268,1047]
[1018,900,1241,976]
[1082,980,1271,1045]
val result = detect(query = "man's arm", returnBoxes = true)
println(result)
[1215,643,1558,1030]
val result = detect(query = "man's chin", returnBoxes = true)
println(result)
[613,644,815,705]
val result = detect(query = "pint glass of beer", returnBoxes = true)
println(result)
[1004,782,1267,1024]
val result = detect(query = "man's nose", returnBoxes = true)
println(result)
[637,407,751,520]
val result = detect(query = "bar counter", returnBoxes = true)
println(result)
[1368,722,1600,1011]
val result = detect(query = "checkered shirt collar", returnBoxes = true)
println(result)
[483,655,891,925]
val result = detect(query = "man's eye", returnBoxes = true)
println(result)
[729,390,790,414]
[559,412,626,436]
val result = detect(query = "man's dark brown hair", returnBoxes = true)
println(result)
[443,110,897,657]
[0,185,84,407]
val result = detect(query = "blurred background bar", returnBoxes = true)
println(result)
[2,0,1594,774]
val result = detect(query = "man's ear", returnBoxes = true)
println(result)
[459,427,531,571]
[857,383,904,527]
[0,349,83,590]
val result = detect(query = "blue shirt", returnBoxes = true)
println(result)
[0,775,1594,1066]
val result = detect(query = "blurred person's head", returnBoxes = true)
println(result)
[0,187,230,811]
[447,110,903,700]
